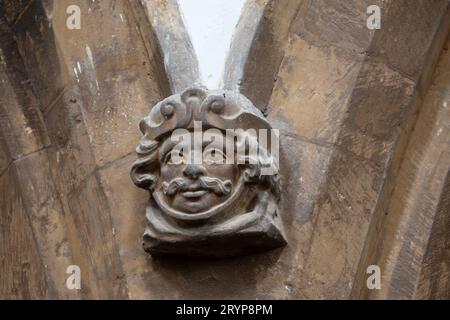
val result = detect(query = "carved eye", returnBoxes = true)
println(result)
[205,96,225,114]
[165,149,188,165]
[203,147,226,165]
[210,100,224,114]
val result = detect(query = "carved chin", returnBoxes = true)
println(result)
[175,200,208,213]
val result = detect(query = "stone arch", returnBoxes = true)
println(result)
[0,0,449,299]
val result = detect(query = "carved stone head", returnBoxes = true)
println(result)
[131,87,286,258]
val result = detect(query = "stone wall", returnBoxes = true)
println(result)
[0,0,449,299]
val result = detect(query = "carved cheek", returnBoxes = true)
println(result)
[160,164,171,181]
[204,163,238,181]
[160,163,183,182]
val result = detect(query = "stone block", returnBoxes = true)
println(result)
[44,86,97,195]
[98,153,149,298]
[336,59,415,165]
[0,134,10,175]
[0,42,49,159]
[13,0,69,109]
[368,0,449,80]
[13,149,78,298]
[67,173,126,299]
[269,36,362,144]
[0,167,47,299]
[292,0,378,55]
[301,149,383,298]
[0,0,30,24]
[44,0,165,166]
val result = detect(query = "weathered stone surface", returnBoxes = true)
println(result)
[13,0,69,110]
[268,36,362,144]
[242,0,450,299]
[222,0,269,95]
[45,86,97,195]
[0,38,50,159]
[98,154,148,299]
[336,59,415,164]
[49,0,166,167]
[0,14,77,299]
[0,167,47,299]
[368,0,450,80]
[12,0,166,168]
[13,149,78,299]
[224,0,305,110]
[0,0,449,300]
[66,173,127,299]
[292,0,378,54]
[300,151,383,298]
[278,133,332,224]
[353,37,450,299]
[139,0,201,93]
[0,0,30,24]
[416,172,450,299]
[0,134,10,175]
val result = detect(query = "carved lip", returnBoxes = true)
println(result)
[153,175,246,221]
[182,190,208,199]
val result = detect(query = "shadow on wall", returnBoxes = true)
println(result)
[146,249,285,299]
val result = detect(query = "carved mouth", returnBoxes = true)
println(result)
[181,189,208,199]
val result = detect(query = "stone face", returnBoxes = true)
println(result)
[131,87,286,258]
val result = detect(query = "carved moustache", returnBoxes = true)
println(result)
[162,177,232,197]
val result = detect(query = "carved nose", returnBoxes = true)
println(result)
[183,164,205,179]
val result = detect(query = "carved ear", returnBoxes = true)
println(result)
[130,168,158,191]
[241,163,281,199]
[130,156,159,190]
[130,137,160,191]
